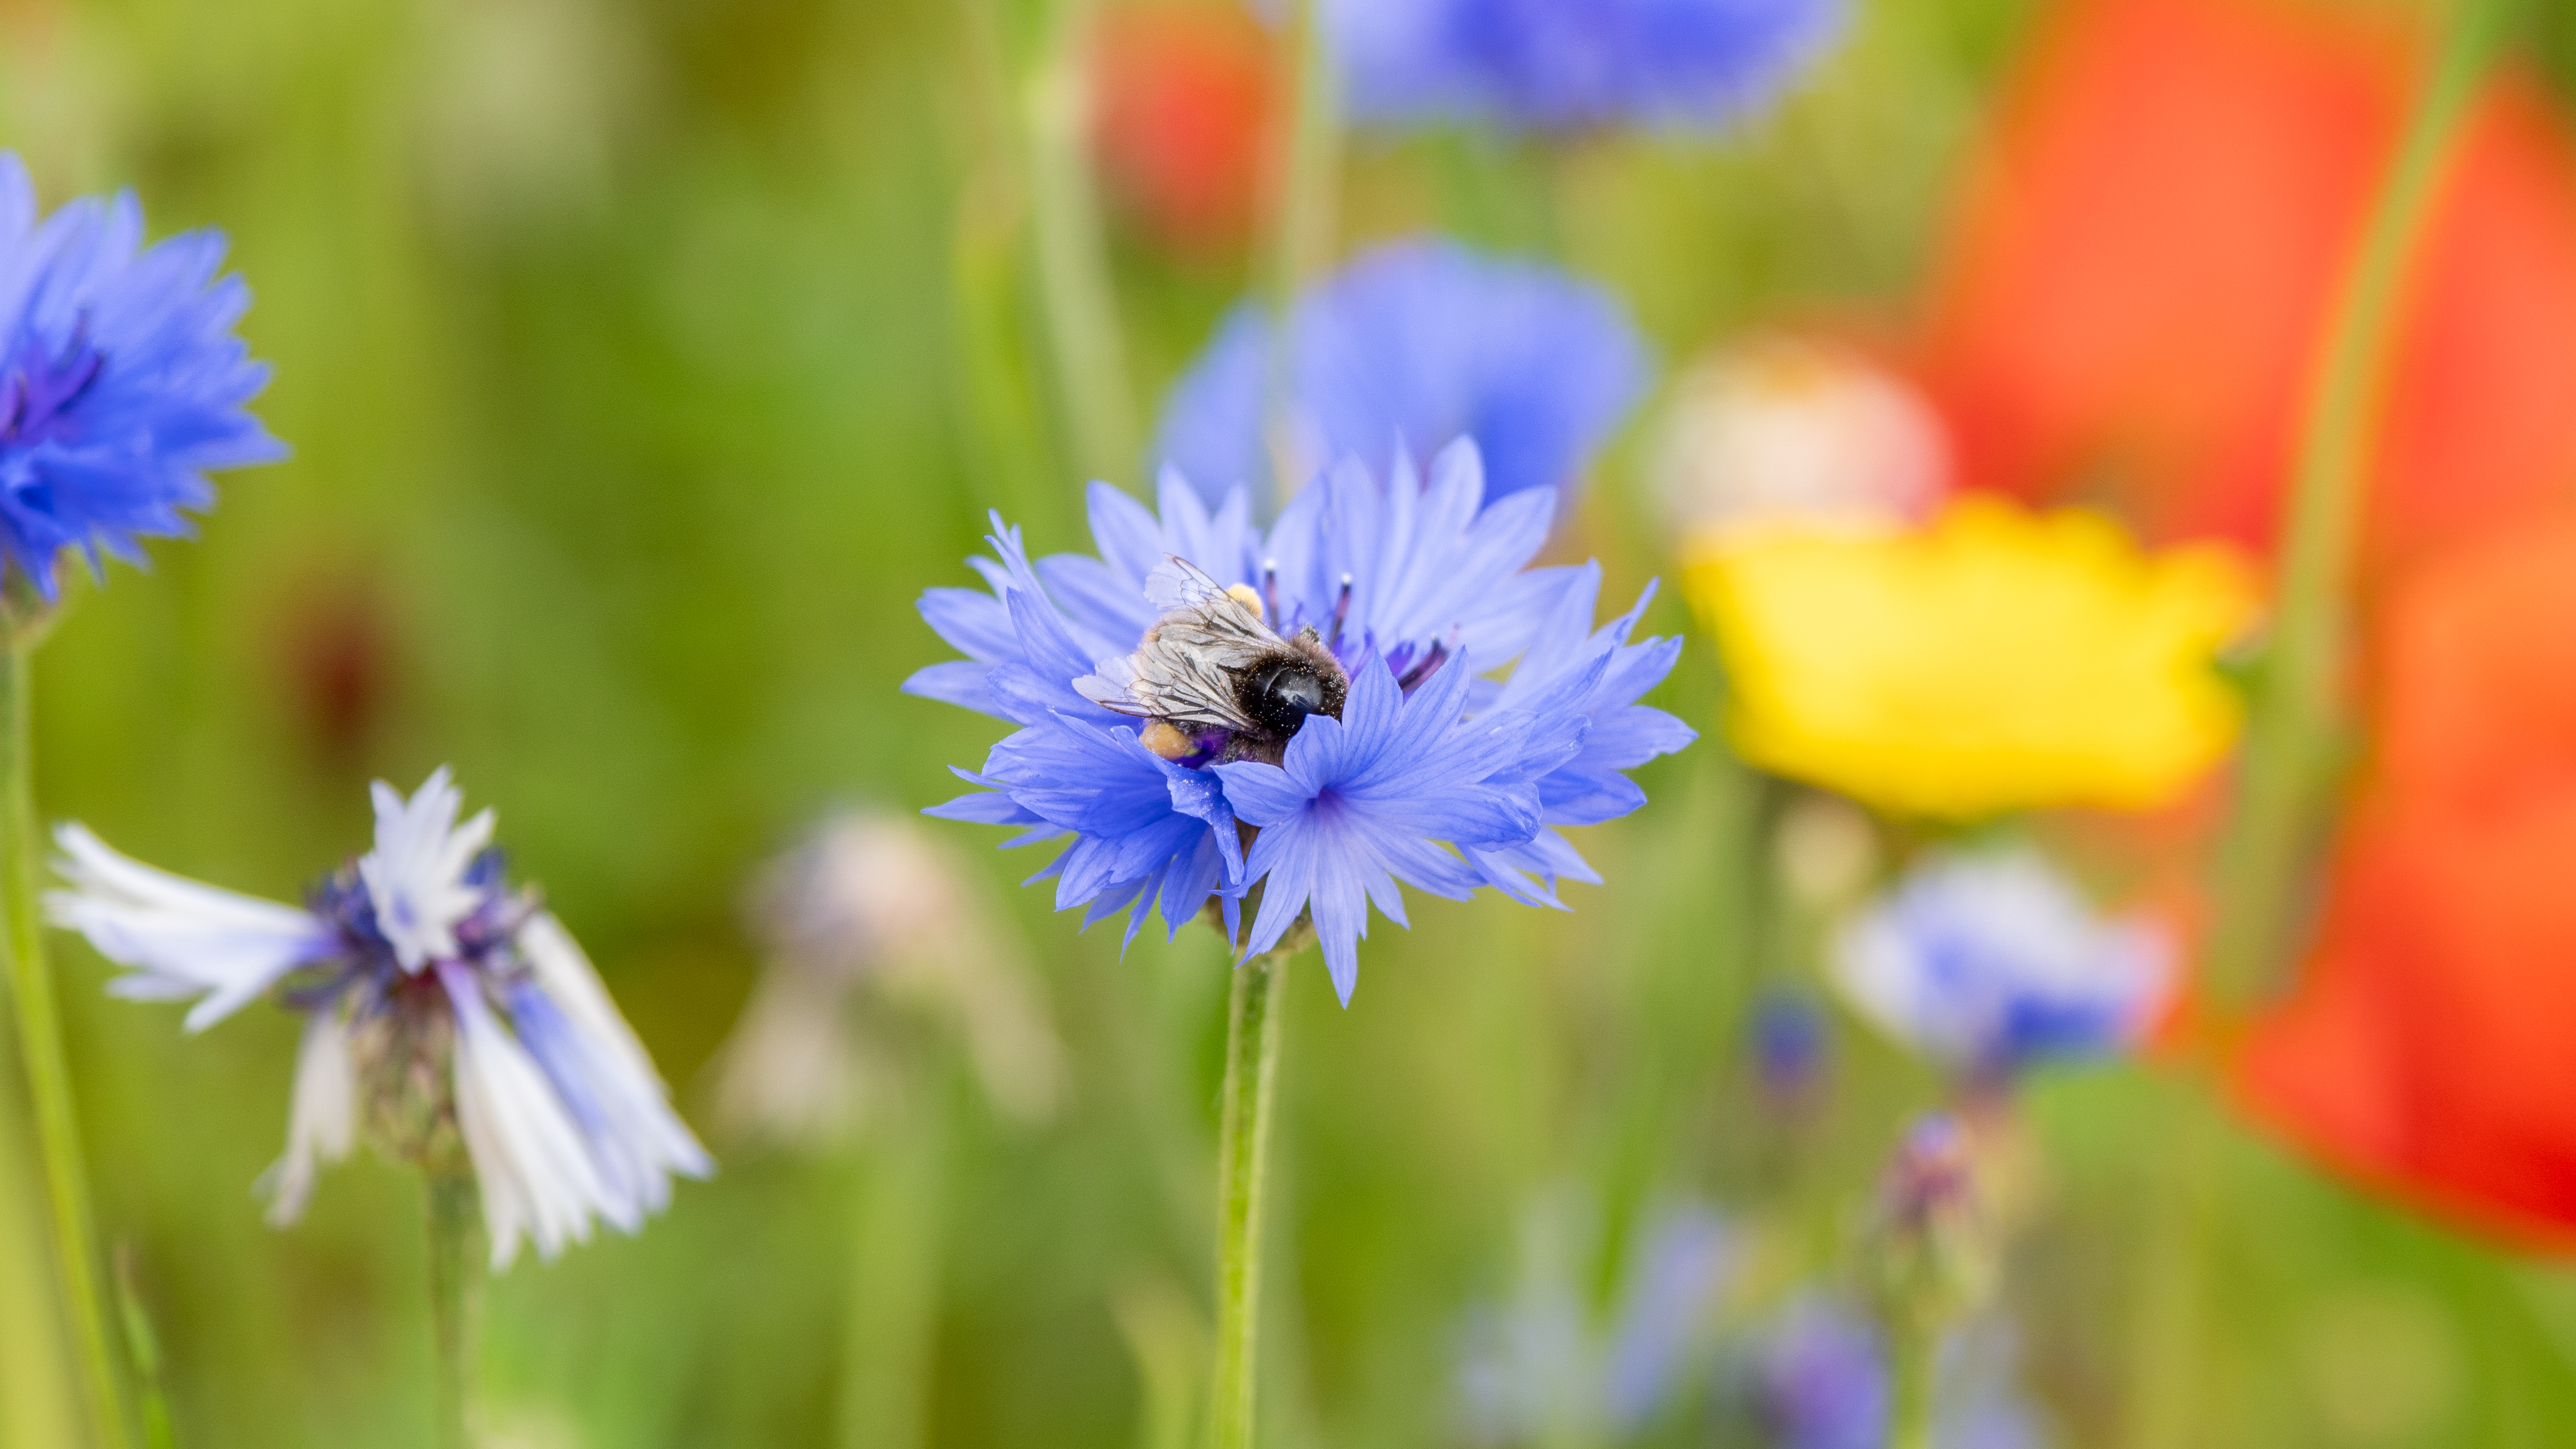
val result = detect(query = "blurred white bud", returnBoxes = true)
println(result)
[1652,336,1949,544]
[712,811,1063,1146]
[1774,793,1880,912]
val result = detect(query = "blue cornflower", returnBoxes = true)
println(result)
[1754,1297,2046,1449]
[1750,988,1829,1107]
[0,153,283,599]
[1830,849,2173,1081]
[1456,1197,1736,1446]
[912,439,1693,1003]
[1154,238,1646,513]
[49,769,711,1267]
[1321,0,1845,133]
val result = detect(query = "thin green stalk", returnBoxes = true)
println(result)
[2116,1084,2218,1449]
[2206,0,2520,1008]
[839,1077,948,1449]
[424,1173,479,1449]
[1258,0,1341,505]
[1887,1327,1935,1449]
[111,1246,175,1449]
[1024,0,1139,482]
[0,635,130,1449]
[1205,953,1289,1449]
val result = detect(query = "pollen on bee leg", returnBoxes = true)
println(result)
[1139,720,1197,760]
[1224,583,1266,621]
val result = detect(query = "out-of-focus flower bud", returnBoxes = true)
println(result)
[714,811,1063,1146]
[1653,337,1949,546]
[1750,989,1830,1115]
[1863,1113,1995,1344]
[1090,3,1277,253]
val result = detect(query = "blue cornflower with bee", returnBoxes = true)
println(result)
[910,438,1693,1005]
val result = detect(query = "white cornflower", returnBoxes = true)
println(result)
[48,767,711,1267]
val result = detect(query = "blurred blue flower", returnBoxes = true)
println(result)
[50,769,710,1267]
[1758,1295,1888,1449]
[1456,1198,1737,1445]
[913,441,1692,1003]
[1321,0,1845,133]
[1154,238,1646,512]
[1830,848,2173,1080]
[1751,988,1829,1107]
[1756,1297,2047,1449]
[1603,1205,1737,1431]
[0,153,283,600]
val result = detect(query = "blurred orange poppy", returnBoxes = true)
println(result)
[2239,514,2576,1249]
[1090,3,1277,252]
[1920,0,2576,575]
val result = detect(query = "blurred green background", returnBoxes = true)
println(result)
[3,0,2576,1444]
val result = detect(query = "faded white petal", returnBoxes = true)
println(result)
[47,822,336,1032]
[259,1011,356,1226]
[441,963,607,1270]
[360,766,495,973]
[511,912,713,1222]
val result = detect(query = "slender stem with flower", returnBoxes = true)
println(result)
[0,147,286,1449]
[2,616,132,1449]
[49,770,710,1447]
[911,446,1692,1449]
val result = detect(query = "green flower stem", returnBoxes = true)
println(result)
[2206,0,2519,1008]
[1259,0,1341,502]
[1024,0,1139,483]
[0,634,132,1449]
[1205,951,1290,1449]
[424,1171,480,1449]
[1887,1324,1936,1449]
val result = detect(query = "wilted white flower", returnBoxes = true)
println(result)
[712,810,1062,1145]
[1653,336,1948,543]
[49,768,710,1268]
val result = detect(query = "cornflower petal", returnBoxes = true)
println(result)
[442,962,610,1270]
[259,1011,355,1227]
[47,822,336,1032]
[1156,240,1648,514]
[359,766,494,973]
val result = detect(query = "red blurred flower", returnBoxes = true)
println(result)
[2239,514,2576,1250]
[1090,3,1277,252]
[1921,0,2576,575]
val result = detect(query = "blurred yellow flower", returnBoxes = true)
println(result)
[1684,495,2261,818]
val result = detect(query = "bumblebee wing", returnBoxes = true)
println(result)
[1079,557,1285,733]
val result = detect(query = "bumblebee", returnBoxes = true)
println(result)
[1077,557,1349,766]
